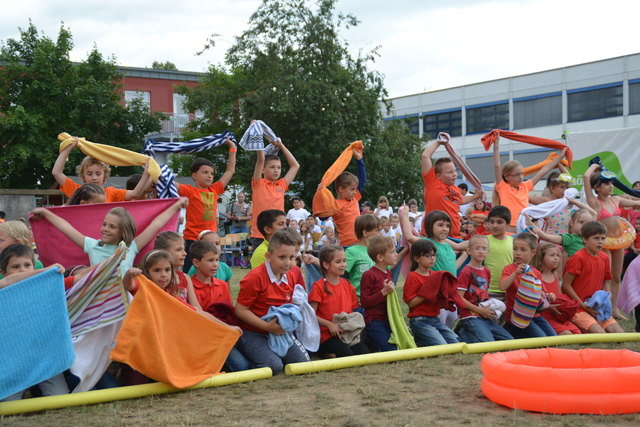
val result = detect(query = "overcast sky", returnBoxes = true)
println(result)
[2,0,639,98]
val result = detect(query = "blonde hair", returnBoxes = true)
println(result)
[0,221,32,246]
[102,207,136,246]
[501,160,523,182]
[76,156,111,182]
[377,196,389,207]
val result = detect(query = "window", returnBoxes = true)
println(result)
[513,93,562,129]
[629,80,640,115]
[466,102,508,134]
[423,109,462,139]
[124,90,150,110]
[567,83,622,122]
[466,153,509,183]
[404,116,419,135]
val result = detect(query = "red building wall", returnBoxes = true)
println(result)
[120,76,199,113]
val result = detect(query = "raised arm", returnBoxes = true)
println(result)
[275,139,300,184]
[31,207,85,248]
[218,136,237,187]
[526,214,562,245]
[52,140,77,187]
[531,148,568,186]
[421,140,442,176]
[399,205,420,244]
[0,265,63,289]
[134,197,188,248]
[125,160,152,201]
[354,149,366,193]
[582,163,600,211]
[566,198,597,219]
[253,150,265,181]
[492,139,503,185]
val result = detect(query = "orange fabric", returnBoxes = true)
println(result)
[179,181,225,241]
[250,178,288,239]
[481,129,573,168]
[332,192,362,246]
[110,275,240,388]
[312,141,364,218]
[422,168,462,239]
[495,180,534,226]
[523,152,570,176]
[60,177,126,202]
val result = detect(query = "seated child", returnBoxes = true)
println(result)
[389,214,402,244]
[308,245,369,357]
[403,239,461,346]
[500,232,557,338]
[67,183,106,205]
[235,229,310,374]
[187,230,233,283]
[250,209,287,269]
[345,214,381,298]
[562,221,625,334]
[360,236,398,352]
[318,226,339,248]
[456,235,513,343]
[380,216,397,245]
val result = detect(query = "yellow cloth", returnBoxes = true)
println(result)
[58,132,161,182]
[110,275,241,388]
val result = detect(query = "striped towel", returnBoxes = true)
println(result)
[238,120,280,155]
[0,268,74,400]
[511,265,542,329]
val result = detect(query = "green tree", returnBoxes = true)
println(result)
[0,23,163,188]
[151,60,178,70]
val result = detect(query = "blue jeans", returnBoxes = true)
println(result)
[224,346,252,372]
[457,317,514,343]
[409,316,460,347]
[231,225,248,234]
[365,319,397,352]
[236,330,309,375]
[505,316,557,339]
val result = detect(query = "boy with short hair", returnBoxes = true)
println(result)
[456,234,513,343]
[305,215,321,234]
[250,209,287,269]
[331,149,366,247]
[286,197,310,224]
[360,236,397,351]
[235,229,310,374]
[345,214,381,297]
[187,230,233,283]
[562,221,625,334]
[500,232,556,338]
[251,139,300,248]
[484,206,514,299]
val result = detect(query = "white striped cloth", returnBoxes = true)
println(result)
[239,120,280,155]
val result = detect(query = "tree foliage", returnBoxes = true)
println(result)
[180,0,424,205]
[151,60,178,70]
[0,23,163,188]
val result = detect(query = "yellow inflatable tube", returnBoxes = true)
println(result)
[462,333,640,354]
[285,343,465,375]
[0,368,271,416]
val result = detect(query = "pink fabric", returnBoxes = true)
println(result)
[30,198,180,269]
[619,255,640,314]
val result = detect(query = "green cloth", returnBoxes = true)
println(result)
[423,238,456,275]
[187,260,233,283]
[485,235,513,294]
[386,289,416,349]
[561,233,584,257]
[345,244,374,297]
[250,240,269,269]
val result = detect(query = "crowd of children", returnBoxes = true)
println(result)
[2,127,639,402]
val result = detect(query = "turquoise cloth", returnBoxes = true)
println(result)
[188,261,233,283]
[0,268,75,399]
[386,289,416,349]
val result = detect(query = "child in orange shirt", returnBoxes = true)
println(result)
[327,148,365,247]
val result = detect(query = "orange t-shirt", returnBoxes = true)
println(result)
[422,168,462,239]
[495,180,534,226]
[250,178,288,239]
[332,191,362,246]
[178,181,225,241]
[60,177,127,203]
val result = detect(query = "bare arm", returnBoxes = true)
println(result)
[526,215,563,245]
[253,150,265,181]
[561,271,598,317]
[31,208,85,248]
[134,198,188,248]
[52,141,77,187]
[499,264,524,291]
[582,163,600,211]
[218,136,237,187]
[462,190,483,205]
[617,196,640,209]
[493,139,503,185]
[531,148,567,186]
[0,265,63,289]
[125,161,152,201]
[566,198,597,218]
[421,140,442,176]
[399,205,420,244]
[275,139,300,184]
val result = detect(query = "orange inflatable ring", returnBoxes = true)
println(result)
[481,348,640,414]
[604,218,636,250]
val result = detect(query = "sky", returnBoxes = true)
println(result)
[2,0,640,98]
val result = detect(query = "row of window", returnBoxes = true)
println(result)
[124,90,189,115]
[396,81,639,137]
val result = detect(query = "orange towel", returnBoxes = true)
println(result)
[312,141,364,217]
[110,275,240,388]
[481,129,573,169]
[523,152,570,176]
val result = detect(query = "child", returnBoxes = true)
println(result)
[389,214,402,244]
[298,221,314,254]
[305,215,322,234]
[466,199,489,235]
[483,206,514,299]
[533,243,581,335]
[52,140,151,202]
[380,216,396,245]
[492,139,566,231]
[186,230,233,283]
[327,148,365,247]
[528,208,596,258]
[535,172,574,234]
[175,138,236,270]
[421,136,483,238]
[562,221,625,334]
[403,239,461,346]
[31,198,187,277]
[374,196,393,219]
[154,231,202,310]
[288,219,300,233]
[319,226,339,248]
[235,229,310,374]
[308,244,369,357]
[360,236,397,351]
[345,214,381,297]
[67,184,106,205]
[500,232,556,338]
[250,209,287,269]
[286,197,310,224]
[251,138,300,249]
[0,221,45,272]
[456,235,513,343]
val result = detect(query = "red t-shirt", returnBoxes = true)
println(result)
[332,191,362,246]
[60,177,127,202]
[236,263,296,333]
[402,271,441,317]
[191,274,232,312]
[360,266,392,323]
[179,181,225,241]
[251,178,288,239]
[501,263,543,325]
[565,249,612,312]
[308,278,359,343]
[422,168,462,238]
[456,264,491,319]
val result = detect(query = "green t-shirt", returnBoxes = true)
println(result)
[561,233,584,258]
[250,239,269,269]
[485,235,514,294]
[188,260,233,283]
[423,237,457,276]
[345,244,374,297]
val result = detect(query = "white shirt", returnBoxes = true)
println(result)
[375,207,393,219]
[286,208,310,223]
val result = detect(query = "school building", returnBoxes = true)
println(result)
[383,53,640,186]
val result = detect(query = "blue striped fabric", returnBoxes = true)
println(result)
[239,120,280,155]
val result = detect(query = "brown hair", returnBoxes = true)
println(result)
[367,236,395,262]
[154,231,182,250]
[354,214,381,240]
[532,242,560,272]
[142,250,178,296]
[514,232,538,250]
[101,207,136,246]
[76,156,111,182]
[424,210,451,239]
[433,157,453,174]
[335,171,358,190]
[68,183,105,205]
[268,228,302,253]
[581,221,607,239]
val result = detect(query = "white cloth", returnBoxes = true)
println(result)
[238,120,279,156]
[286,208,311,222]
[291,284,320,352]
[479,298,506,318]
[516,188,579,233]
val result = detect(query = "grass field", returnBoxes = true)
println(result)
[3,266,640,426]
